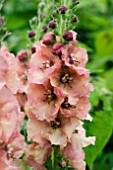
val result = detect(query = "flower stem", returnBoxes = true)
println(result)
[51,147,55,170]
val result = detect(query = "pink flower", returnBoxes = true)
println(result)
[42,32,55,45]
[0,46,20,94]
[61,143,86,170]
[0,53,8,90]
[70,122,95,150]
[50,66,93,101]
[24,142,51,165]
[26,82,64,122]
[0,87,19,143]
[60,96,91,120]
[0,150,18,170]
[62,45,88,68]
[26,111,80,147]
[16,50,31,93]
[28,42,61,84]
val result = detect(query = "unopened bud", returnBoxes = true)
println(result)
[63,30,73,41]
[42,26,48,32]
[49,20,56,29]
[59,6,68,14]
[42,32,55,45]
[31,47,36,54]
[28,31,35,38]
[52,42,62,56]
[58,161,66,168]
[17,50,28,62]
[73,16,78,23]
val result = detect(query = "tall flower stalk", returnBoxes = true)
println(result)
[0,0,95,170]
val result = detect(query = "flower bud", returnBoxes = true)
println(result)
[28,31,35,38]
[42,32,55,45]
[52,42,62,56]
[58,161,66,168]
[73,16,78,23]
[59,6,68,14]
[63,30,73,41]
[17,50,28,62]
[49,20,56,29]
[31,47,36,54]
[42,26,48,32]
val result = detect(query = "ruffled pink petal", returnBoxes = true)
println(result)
[6,69,20,94]
[0,87,19,142]
[28,42,61,84]
[60,97,91,120]
[27,84,64,122]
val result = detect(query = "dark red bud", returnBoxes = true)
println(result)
[42,32,55,45]
[73,16,78,23]
[42,26,48,32]
[53,42,62,51]
[49,20,56,29]
[63,30,73,41]
[28,31,35,38]
[31,47,36,54]
[52,42,62,57]
[17,51,28,62]
[59,6,68,14]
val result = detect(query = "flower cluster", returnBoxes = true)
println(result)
[25,31,95,170]
[0,30,95,170]
[0,46,25,170]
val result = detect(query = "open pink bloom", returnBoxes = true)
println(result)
[70,122,95,150]
[61,143,85,170]
[50,66,93,101]
[28,42,61,84]
[16,49,31,93]
[0,86,20,143]
[0,54,8,90]
[26,110,80,147]
[61,122,95,170]
[60,96,91,120]
[0,150,18,170]
[1,132,24,159]
[26,83,64,122]
[24,142,51,166]
[0,46,20,94]
[62,45,88,68]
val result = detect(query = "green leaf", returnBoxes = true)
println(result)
[84,77,113,169]
[95,29,113,56]
[93,153,113,170]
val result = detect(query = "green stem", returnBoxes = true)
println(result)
[51,147,55,170]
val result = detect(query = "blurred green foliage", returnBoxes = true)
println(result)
[1,0,113,170]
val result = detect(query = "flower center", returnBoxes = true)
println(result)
[5,144,15,160]
[49,119,61,129]
[61,98,76,109]
[44,89,57,104]
[68,54,80,66]
[42,60,54,69]
[60,73,73,85]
